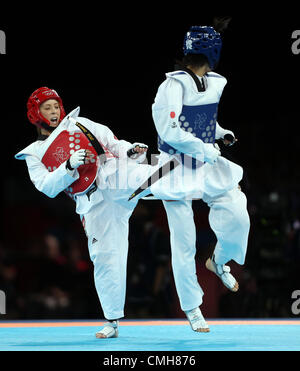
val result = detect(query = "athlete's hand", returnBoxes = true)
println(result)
[127,143,148,158]
[223,134,238,147]
[203,143,221,165]
[67,149,93,170]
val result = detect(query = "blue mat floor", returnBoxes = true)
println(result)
[0,321,300,351]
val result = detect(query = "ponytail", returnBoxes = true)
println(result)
[212,16,232,33]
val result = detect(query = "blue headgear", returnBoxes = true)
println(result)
[183,26,222,69]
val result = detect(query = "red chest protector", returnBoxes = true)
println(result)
[41,130,100,198]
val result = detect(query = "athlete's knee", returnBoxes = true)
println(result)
[236,191,250,231]
[235,205,251,236]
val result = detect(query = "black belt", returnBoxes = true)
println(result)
[75,122,107,165]
[86,181,98,201]
[128,158,180,201]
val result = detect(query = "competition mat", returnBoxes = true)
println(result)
[0,319,300,351]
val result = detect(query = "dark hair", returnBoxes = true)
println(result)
[175,54,209,70]
[213,16,232,33]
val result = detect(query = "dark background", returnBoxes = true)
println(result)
[1,12,300,320]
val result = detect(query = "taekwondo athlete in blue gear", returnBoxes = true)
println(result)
[152,26,250,333]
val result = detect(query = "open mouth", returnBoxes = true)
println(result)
[50,117,59,124]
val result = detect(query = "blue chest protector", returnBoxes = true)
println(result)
[158,102,219,158]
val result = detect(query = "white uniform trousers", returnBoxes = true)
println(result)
[82,190,135,321]
[163,200,204,312]
[81,160,154,320]
[203,187,250,266]
[162,187,250,312]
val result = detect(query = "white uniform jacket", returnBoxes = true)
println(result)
[15,107,137,215]
[151,71,242,200]
[153,71,235,160]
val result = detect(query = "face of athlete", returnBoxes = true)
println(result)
[39,99,61,128]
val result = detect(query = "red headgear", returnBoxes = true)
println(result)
[27,87,66,129]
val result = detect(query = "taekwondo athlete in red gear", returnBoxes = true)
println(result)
[15,87,151,339]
